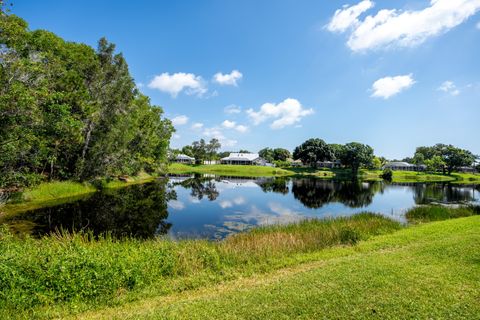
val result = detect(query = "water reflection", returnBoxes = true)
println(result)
[2,176,478,240]
[6,179,172,239]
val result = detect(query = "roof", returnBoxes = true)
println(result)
[176,154,195,160]
[221,153,260,161]
[384,161,413,167]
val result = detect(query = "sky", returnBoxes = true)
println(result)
[11,0,480,159]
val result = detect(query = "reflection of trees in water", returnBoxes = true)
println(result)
[291,179,381,209]
[7,179,171,239]
[412,183,476,204]
[171,175,220,201]
[256,177,289,194]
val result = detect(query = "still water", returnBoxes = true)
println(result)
[3,175,479,240]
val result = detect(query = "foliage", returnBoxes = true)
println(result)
[0,14,173,188]
[413,144,476,174]
[406,205,479,223]
[293,138,333,167]
[259,148,291,162]
[337,142,374,175]
[381,168,393,181]
[0,213,400,316]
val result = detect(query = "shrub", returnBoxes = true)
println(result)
[381,168,393,181]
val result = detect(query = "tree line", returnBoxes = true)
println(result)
[0,11,174,188]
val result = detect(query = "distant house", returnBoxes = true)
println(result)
[220,153,267,166]
[383,161,426,172]
[457,166,476,173]
[317,160,341,169]
[174,154,195,164]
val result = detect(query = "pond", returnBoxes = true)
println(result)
[2,175,479,240]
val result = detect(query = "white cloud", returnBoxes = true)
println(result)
[191,122,204,130]
[148,72,207,97]
[173,134,181,140]
[438,80,460,96]
[477,21,480,29]
[213,70,243,86]
[235,125,248,133]
[328,0,480,52]
[203,127,238,147]
[371,74,415,99]
[224,104,242,114]
[327,0,374,32]
[168,200,185,210]
[219,200,233,209]
[221,120,249,133]
[171,115,189,126]
[246,98,314,129]
[221,120,236,129]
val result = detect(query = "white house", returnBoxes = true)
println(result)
[220,153,267,166]
[383,161,426,172]
[174,154,195,164]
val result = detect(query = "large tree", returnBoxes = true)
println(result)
[293,138,333,167]
[0,12,173,187]
[338,142,374,175]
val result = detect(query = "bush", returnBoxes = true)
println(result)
[381,168,393,181]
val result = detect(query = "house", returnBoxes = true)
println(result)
[383,161,426,172]
[220,153,267,165]
[457,166,476,173]
[173,154,195,164]
[317,160,341,169]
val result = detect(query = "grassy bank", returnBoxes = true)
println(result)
[168,163,292,177]
[85,215,480,320]
[168,163,480,183]
[1,173,156,215]
[0,213,400,319]
[406,204,480,223]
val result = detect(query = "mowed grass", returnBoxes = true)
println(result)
[168,163,292,177]
[77,216,480,320]
[0,214,400,319]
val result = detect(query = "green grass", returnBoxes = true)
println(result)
[0,213,400,319]
[76,215,480,320]
[168,163,292,177]
[406,204,480,223]
[0,173,156,215]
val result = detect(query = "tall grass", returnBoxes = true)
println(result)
[406,205,480,223]
[0,213,400,315]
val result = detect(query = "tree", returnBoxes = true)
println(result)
[424,156,445,173]
[338,142,374,176]
[329,144,345,160]
[442,145,475,175]
[293,138,333,167]
[206,138,221,161]
[259,148,274,163]
[273,148,291,161]
[192,139,207,164]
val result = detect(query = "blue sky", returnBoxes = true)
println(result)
[12,0,480,159]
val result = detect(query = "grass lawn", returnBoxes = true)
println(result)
[75,215,480,320]
[168,163,292,177]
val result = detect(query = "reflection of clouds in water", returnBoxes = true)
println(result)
[168,200,185,210]
[189,196,200,204]
[224,203,305,228]
[215,180,260,192]
[218,196,247,209]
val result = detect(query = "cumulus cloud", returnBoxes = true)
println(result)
[327,0,480,52]
[224,104,242,114]
[191,122,204,130]
[438,80,460,96]
[168,200,185,210]
[371,74,415,99]
[213,70,243,86]
[221,120,249,133]
[171,115,189,126]
[246,98,314,129]
[148,72,207,97]
[327,0,374,32]
[203,127,238,147]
